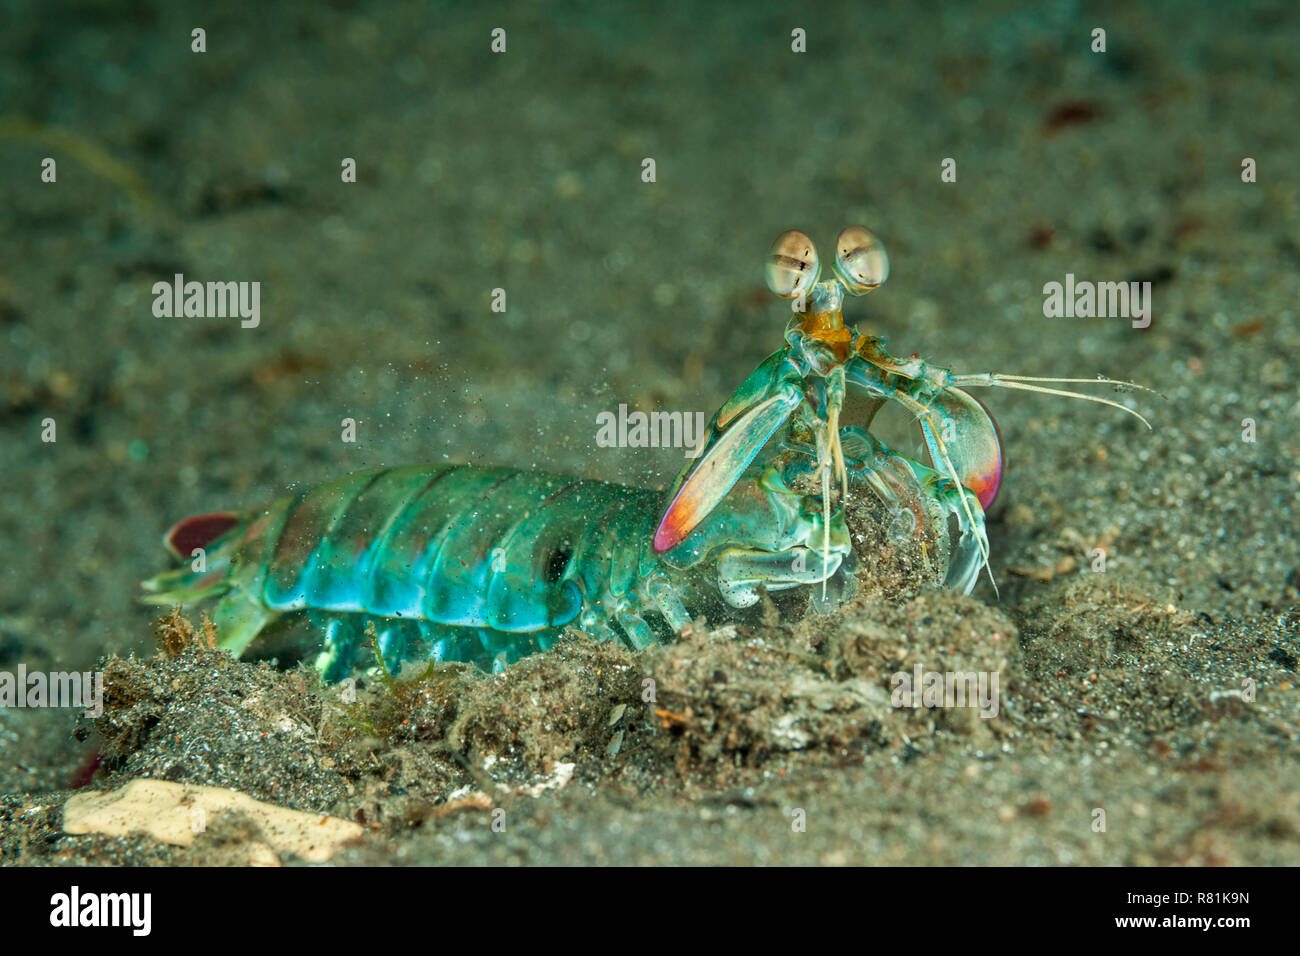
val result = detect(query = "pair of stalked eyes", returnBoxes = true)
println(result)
[764,226,890,299]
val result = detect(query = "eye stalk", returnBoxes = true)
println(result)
[765,226,890,302]
[833,225,889,295]
[764,229,820,298]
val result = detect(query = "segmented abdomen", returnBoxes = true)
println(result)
[237,464,660,635]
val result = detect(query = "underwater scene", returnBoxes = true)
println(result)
[0,0,1296,885]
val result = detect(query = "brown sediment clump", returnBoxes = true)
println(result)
[843,484,947,599]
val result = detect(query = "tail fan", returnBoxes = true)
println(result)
[140,511,244,605]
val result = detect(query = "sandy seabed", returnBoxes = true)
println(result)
[1,0,1297,865]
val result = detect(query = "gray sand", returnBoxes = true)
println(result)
[1,0,1297,864]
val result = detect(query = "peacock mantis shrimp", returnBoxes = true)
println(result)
[143,226,1152,679]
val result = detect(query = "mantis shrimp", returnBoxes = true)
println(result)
[142,226,1152,679]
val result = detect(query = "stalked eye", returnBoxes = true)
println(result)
[833,225,889,295]
[764,229,820,298]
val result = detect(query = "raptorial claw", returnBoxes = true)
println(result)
[919,387,1003,510]
[654,386,802,552]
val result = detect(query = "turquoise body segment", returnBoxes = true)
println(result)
[145,464,664,675]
